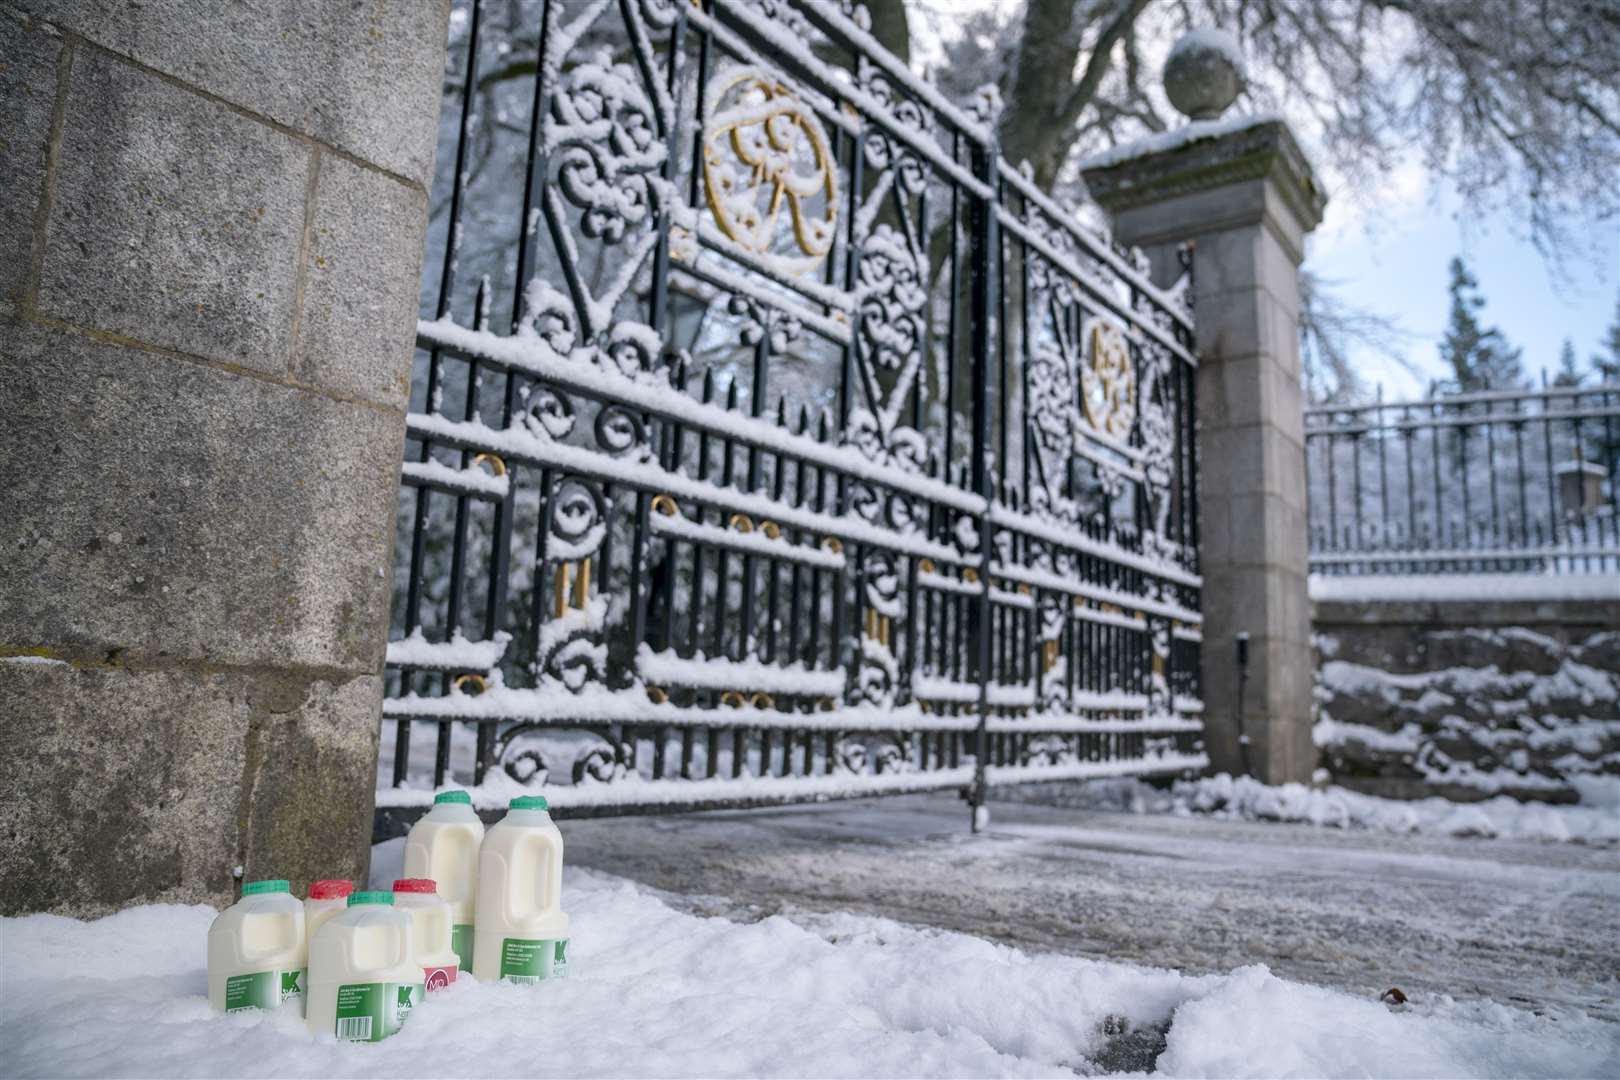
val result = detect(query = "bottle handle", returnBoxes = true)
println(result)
[343,920,410,970]
[526,830,557,914]
[247,910,293,963]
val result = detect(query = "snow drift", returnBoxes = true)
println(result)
[2,840,1614,1079]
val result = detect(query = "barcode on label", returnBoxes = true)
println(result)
[507,975,540,986]
[336,1016,372,1041]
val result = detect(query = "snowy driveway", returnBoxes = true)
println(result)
[562,793,1620,1021]
[5,795,1616,1078]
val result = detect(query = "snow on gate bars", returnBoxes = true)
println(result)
[379,0,1204,829]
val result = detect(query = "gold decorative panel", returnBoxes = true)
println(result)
[701,70,838,275]
[1082,321,1137,439]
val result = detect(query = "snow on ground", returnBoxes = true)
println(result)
[2,833,1616,1079]
[561,794,1620,1025]
[1030,772,1620,844]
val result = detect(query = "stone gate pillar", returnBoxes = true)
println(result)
[0,3,449,913]
[1081,47,1325,785]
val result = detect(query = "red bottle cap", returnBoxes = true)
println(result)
[308,879,353,901]
[392,878,438,894]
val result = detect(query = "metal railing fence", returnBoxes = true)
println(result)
[1305,382,1620,576]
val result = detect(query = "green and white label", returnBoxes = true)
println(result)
[333,982,422,1042]
[450,923,474,972]
[499,937,568,983]
[224,969,304,1013]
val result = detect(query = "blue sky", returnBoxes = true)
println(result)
[1311,172,1619,399]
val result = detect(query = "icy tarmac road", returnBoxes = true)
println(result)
[563,793,1620,1021]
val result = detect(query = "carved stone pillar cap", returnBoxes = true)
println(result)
[1079,117,1326,236]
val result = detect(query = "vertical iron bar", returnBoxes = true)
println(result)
[1375,386,1388,549]
[1486,404,1501,550]
[687,370,716,654]
[788,406,810,665]
[967,138,999,831]
[809,414,830,668]
[1430,406,1443,555]
[1326,427,1338,549]
[1514,408,1528,551]
[1350,431,1363,551]
[739,334,769,658]
[1542,372,1557,549]
[944,132,961,467]
[1403,404,1416,560]
[713,379,740,659]
[765,401,788,663]
[659,363,690,650]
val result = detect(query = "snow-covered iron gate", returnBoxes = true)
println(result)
[378,0,1206,831]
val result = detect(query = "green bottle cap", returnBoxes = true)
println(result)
[241,879,289,896]
[508,795,549,811]
[347,890,394,907]
[434,790,473,805]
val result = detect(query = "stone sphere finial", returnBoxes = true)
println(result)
[1163,28,1245,121]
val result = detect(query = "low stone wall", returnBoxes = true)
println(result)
[1313,587,1620,804]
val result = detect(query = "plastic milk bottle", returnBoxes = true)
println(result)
[472,795,570,983]
[392,878,461,990]
[304,880,353,941]
[306,891,423,1042]
[404,789,484,972]
[207,879,307,1013]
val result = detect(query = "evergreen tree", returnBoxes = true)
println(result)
[1438,256,1524,391]
[1594,294,1620,383]
[1552,338,1583,387]
[1438,258,1483,387]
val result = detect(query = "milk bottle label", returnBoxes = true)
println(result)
[224,969,305,1012]
[424,963,457,992]
[499,938,568,983]
[333,982,422,1042]
[451,924,474,972]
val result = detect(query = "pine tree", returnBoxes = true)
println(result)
[1552,338,1584,387]
[1438,258,1483,388]
[1438,256,1524,391]
[1593,294,1620,383]
[1477,340,1525,390]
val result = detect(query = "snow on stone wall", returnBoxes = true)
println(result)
[1312,591,1620,803]
[995,773,1620,843]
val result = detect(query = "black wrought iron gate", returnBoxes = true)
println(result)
[379,0,1205,829]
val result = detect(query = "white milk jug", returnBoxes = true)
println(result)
[404,789,484,972]
[472,795,570,983]
[392,878,461,991]
[207,879,307,1013]
[306,891,423,1042]
[304,879,353,942]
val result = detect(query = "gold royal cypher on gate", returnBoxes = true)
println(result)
[700,69,838,276]
[1082,321,1136,440]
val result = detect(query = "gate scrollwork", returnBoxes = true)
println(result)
[701,69,838,274]
[383,0,1204,815]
